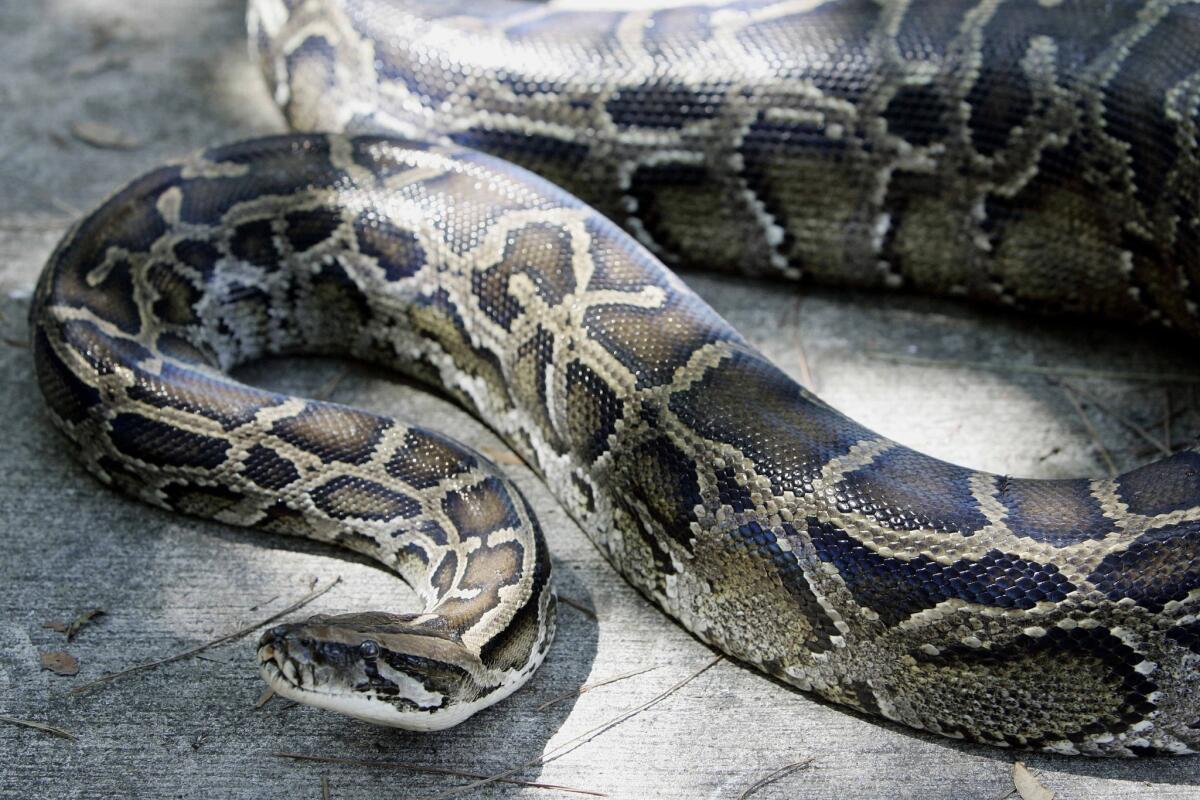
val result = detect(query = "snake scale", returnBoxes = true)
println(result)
[26,0,1200,755]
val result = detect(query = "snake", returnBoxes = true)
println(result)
[25,0,1200,755]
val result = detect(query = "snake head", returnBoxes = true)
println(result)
[256,612,499,731]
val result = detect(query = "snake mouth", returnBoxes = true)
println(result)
[257,626,314,695]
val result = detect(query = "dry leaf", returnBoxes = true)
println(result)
[1012,762,1054,800]
[71,120,140,150]
[41,621,68,633]
[65,608,105,641]
[40,651,80,677]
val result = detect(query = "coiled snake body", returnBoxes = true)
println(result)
[28,0,1200,754]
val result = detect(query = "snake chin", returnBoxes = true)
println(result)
[255,615,509,731]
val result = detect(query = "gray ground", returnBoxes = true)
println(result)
[3,2,1200,798]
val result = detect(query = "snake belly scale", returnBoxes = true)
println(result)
[26,0,1200,755]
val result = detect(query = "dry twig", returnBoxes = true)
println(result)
[315,368,349,401]
[1164,389,1172,452]
[254,687,275,709]
[423,655,724,800]
[737,758,816,800]
[557,595,598,621]
[1059,385,1117,477]
[868,352,1200,384]
[0,714,76,741]
[536,665,661,711]
[271,752,607,797]
[1058,381,1168,456]
[68,577,341,695]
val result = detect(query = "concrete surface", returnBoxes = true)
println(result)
[4,2,1200,798]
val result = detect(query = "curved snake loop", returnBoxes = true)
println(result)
[26,0,1200,753]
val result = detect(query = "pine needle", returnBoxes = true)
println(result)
[536,665,661,711]
[0,714,76,741]
[69,577,341,695]
[422,655,724,800]
[738,758,816,799]
[271,752,607,797]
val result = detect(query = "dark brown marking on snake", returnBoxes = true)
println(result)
[349,135,430,181]
[736,0,880,104]
[439,540,525,627]
[108,412,230,470]
[1167,621,1200,656]
[620,436,703,553]
[472,266,523,331]
[1116,450,1200,518]
[724,520,841,654]
[310,475,422,522]
[256,499,331,542]
[835,448,989,535]
[431,550,459,600]
[306,256,372,332]
[998,478,1114,545]
[807,519,1074,626]
[479,517,552,672]
[230,219,283,271]
[386,428,476,490]
[411,518,450,547]
[242,444,302,490]
[175,137,341,223]
[713,465,755,515]
[442,476,521,539]
[584,295,730,389]
[49,169,176,306]
[153,333,217,366]
[420,170,547,256]
[564,360,622,464]
[31,327,100,424]
[970,0,1140,157]
[909,625,1154,748]
[626,162,718,266]
[669,351,868,495]
[510,222,578,302]
[147,260,202,326]
[1088,520,1200,612]
[739,113,860,277]
[354,212,427,280]
[162,482,244,517]
[57,319,154,376]
[1100,5,1200,206]
[512,324,558,450]
[606,83,726,131]
[894,0,975,59]
[271,402,391,465]
[883,84,951,148]
[127,362,283,432]
[408,288,512,409]
[172,239,220,278]
[285,207,343,252]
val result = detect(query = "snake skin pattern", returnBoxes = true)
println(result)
[25,0,1200,753]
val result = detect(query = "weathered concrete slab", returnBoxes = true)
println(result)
[3,2,1200,798]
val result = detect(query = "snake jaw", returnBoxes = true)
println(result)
[254,618,513,731]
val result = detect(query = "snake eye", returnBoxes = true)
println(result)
[359,640,380,658]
